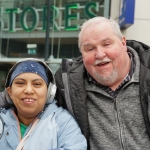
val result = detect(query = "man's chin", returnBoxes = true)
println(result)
[93,71,118,86]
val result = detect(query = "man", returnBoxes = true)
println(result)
[55,17,150,150]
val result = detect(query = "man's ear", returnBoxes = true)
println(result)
[121,36,127,52]
[122,36,126,46]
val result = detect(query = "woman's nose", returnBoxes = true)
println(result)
[24,84,34,94]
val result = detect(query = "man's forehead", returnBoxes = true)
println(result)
[82,37,112,46]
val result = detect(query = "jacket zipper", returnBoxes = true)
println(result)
[113,78,136,149]
[114,98,125,150]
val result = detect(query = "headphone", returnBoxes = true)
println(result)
[5,58,57,105]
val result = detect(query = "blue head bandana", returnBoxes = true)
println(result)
[9,61,49,86]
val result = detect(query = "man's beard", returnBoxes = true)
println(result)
[93,68,119,86]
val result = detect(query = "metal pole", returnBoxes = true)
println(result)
[44,0,51,61]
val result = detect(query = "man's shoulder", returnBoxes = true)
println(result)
[127,40,150,53]
[127,40,150,65]
[55,55,85,83]
[63,55,84,70]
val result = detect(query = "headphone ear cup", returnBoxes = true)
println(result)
[4,90,13,105]
[46,83,57,104]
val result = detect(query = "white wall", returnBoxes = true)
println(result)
[110,0,150,45]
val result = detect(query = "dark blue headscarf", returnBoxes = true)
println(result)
[8,61,49,86]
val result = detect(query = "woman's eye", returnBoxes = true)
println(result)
[16,82,24,85]
[34,83,42,86]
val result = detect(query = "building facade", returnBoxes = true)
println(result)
[0,0,150,91]
[0,0,110,91]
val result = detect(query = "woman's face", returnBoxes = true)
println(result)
[7,73,48,125]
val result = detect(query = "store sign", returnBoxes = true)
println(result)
[0,2,99,32]
[119,0,135,29]
[27,44,37,55]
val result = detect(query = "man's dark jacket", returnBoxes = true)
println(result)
[54,40,150,146]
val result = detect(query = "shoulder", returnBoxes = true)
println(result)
[0,108,7,113]
[51,104,87,149]
[41,102,87,149]
[47,102,78,127]
[0,91,12,109]
[0,108,12,116]
[0,108,15,126]
[47,102,75,122]
[56,106,75,122]
[55,56,84,74]
[126,40,150,55]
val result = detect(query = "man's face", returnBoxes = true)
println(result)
[80,22,129,90]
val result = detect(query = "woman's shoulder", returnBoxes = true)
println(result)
[0,108,17,127]
[46,101,72,117]
[0,108,13,117]
[45,101,78,127]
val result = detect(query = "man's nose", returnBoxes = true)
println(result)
[95,47,106,59]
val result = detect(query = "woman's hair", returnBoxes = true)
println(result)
[78,16,123,50]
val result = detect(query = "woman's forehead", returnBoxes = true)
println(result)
[14,72,43,79]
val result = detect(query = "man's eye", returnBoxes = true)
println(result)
[104,43,110,46]
[88,48,93,51]
[85,47,94,51]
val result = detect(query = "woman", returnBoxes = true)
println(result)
[0,58,87,150]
